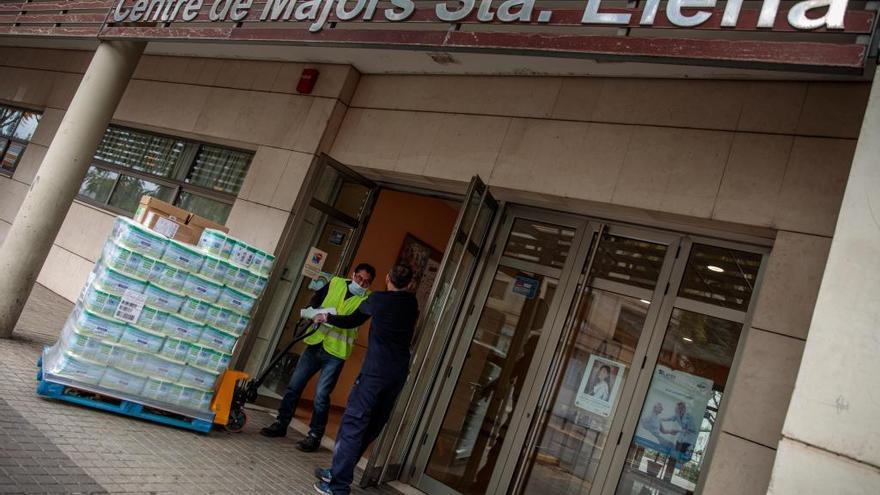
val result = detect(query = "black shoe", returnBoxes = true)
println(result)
[314,467,332,483]
[260,421,288,438]
[297,435,321,452]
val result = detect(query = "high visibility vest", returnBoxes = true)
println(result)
[303,276,369,360]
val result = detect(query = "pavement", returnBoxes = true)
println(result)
[0,284,402,495]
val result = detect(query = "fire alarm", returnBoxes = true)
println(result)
[297,68,319,94]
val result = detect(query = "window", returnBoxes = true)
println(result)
[78,125,252,224]
[0,104,42,175]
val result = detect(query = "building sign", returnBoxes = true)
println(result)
[301,247,328,279]
[110,0,853,33]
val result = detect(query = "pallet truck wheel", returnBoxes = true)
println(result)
[225,410,247,433]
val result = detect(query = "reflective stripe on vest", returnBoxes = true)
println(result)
[303,276,369,360]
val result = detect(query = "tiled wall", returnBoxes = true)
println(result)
[331,74,869,495]
[0,48,358,302]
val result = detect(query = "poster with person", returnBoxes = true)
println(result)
[633,365,714,462]
[575,355,626,418]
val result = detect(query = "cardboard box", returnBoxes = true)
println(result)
[187,214,229,235]
[134,196,199,245]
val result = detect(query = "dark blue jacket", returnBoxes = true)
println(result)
[327,290,419,379]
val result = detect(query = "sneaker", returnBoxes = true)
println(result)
[259,421,288,438]
[297,435,321,452]
[313,481,332,495]
[314,467,332,483]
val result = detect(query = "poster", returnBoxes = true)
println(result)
[512,276,540,299]
[302,247,328,279]
[328,229,346,246]
[395,233,442,310]
[575,355,626,418]
[633,365,714,462]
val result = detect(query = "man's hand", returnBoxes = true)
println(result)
[313,313,329,324]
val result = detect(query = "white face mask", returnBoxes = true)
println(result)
[349,281,367,296]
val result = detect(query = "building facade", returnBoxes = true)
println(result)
[0,1,878,494]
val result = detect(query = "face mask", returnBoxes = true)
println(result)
[349,281,367,296]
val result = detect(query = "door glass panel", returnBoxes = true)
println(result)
[425,265,559,494]
[519,290,650,494]
[517,234,668,495]
[503,219,575,268]
[615,309,743,495]
[677,244,762,311]
[590,234,668,291]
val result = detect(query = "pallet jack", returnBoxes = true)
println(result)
[210,318,319,432]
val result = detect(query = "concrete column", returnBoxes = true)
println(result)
[0,41,145,338]
[767,67,880,493]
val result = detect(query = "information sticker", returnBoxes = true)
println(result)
[153,217,180,238]
[302,247,328,279]
[114,289,147,323]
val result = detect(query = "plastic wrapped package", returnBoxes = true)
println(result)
[151,262,188,292]
[58,323,114,364]
[161,313,204,343]
[250,251,275,278]
[141,354,185,382]
[119,325,166,354]
[197,325,238,354]
[71,304,126,342]
[216,286,256,315]
[177,386,213,411]
[159,336,194,362]
[181,273,223,303]
[82,285,122,318]
[109,344,149,373]
[179,296,213,322]
[197,229,233,258]
[161,239,205,272]
[111,217,168,259]
[204,305,249,336]
[143,283,186,313]
[178,364,219,390]
[185,343,232,372]
[199,255,237,284]
[44,347,106,385]
[142,378,176,403]
[102,241,163,281]
[99,366,147,396]
[136,306,169,332]
[230,269,268,297]
[93,264,149,297]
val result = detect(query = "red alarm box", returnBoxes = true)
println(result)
[297,68,319,94]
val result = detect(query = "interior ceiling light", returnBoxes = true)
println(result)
[640,299,651,305]
[707,265,725,273]
[682,337,694,342]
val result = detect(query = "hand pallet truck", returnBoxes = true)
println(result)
[211,318,319,432]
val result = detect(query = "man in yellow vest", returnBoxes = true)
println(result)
[260,263,376,452]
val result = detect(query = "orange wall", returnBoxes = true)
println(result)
[304,189,459,409]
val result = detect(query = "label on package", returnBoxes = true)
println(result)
[115,290,147,323]
[153,217,180,238]
[231,244,255,266]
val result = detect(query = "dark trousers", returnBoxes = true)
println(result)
[276,344,345,440]
[329,374,405,495]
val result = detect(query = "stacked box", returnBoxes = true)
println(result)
[43,217,271,418]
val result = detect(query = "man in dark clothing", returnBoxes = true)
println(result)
[311,264,419,495]
[260,263,375,453]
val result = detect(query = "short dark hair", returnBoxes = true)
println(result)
[389,264,413,289]
[353,263,376,281]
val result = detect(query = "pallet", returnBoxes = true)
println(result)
[36,354,214,434]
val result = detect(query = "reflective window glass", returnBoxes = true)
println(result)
[12,112,41,141]
[79,166,120,203]
[504,219,576,268]
[177,191,234,224]
[677,244,762,311]
[590,233,668,291]
[108,175,175,214]
[186,145,250,194]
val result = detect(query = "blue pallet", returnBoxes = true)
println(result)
[36,356,214,434]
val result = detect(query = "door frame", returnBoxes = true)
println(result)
[411,205,594,495]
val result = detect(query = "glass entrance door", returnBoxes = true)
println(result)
[414,208,593,495]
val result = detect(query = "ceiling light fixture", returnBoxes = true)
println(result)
[707,265,725,273]
[640,299,651,305]
[683,337,694,342]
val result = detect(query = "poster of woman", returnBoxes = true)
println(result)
[575,355,626,418]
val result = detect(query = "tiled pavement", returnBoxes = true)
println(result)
[0,285,401,495]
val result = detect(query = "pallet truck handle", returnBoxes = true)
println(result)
[248,317,320,393]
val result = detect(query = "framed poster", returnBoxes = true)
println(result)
[575,355,626,418]
[396,233,443,310]
[633,365,713,462]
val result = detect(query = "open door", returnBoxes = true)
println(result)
[361,176,499,487]
[247,154,379,402]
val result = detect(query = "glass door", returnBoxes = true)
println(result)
[413,208,592,495]
[507,226,681,495]
[361,176,498,487]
